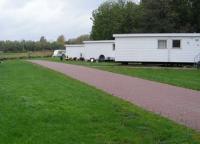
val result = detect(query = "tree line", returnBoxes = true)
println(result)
[0,35,66,52]
[90,0,200,40]
[0,34,90,52]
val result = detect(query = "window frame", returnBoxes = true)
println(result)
[158,40,167,49]
[172,39,181,49]
[112,43,116,51]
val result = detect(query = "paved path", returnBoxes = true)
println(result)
[29,60,200,130]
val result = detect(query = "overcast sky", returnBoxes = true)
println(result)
[0,0,138,41]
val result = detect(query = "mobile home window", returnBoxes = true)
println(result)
[172,40,181,48]
[113,44,115,51]
[158,40,167,49]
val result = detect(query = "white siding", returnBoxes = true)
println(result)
[114,34,200,63]
[84,41,115,60]
[115,37,169,62]
[169,37,200,63]
[65,45,84,59]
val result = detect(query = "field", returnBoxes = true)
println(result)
[0,51,53,60]
[47,58,200,91]
[0,60,200,143]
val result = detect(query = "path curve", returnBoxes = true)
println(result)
[29,60,200,130]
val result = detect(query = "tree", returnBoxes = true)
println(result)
[57,35,65,45]
[168,0,194,32]
[140,0,176,33]
[40,36,47,43]
[90,0,126,40]
[56,35,66,49]
[90,0,141,40]
[39,36,48,51]
[120,1,142,33]
[190,0,200,32]
[66,34,90,44]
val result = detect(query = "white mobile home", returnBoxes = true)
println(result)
[65,45,84,59]
[113,33,200,63]
[83,40,115,61]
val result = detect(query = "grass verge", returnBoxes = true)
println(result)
[0,51,53,60]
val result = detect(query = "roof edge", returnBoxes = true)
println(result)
[113,33,200,38]
[83,40,114,44]
[65,44,84,47]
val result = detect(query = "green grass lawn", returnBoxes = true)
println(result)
[47,58,200,91]
[0,60,200,144]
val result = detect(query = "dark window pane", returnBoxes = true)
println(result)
[173,40,181,48]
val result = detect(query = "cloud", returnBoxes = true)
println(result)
[0,0,138,41]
